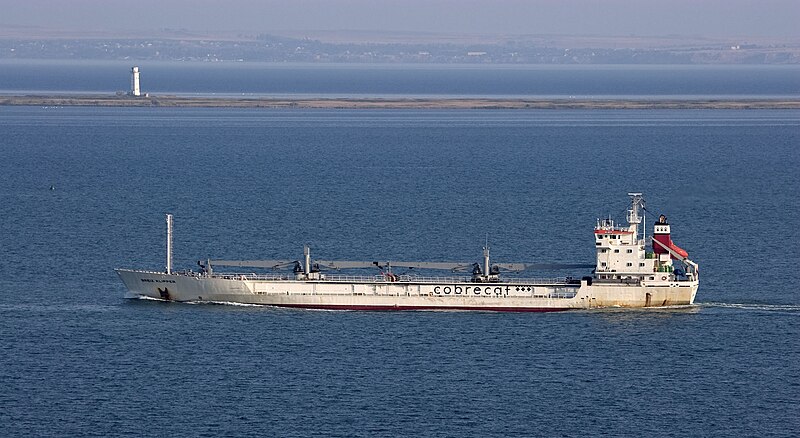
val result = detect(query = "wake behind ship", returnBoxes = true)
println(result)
[117,194,699,311]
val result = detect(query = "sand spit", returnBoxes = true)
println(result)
[3,95,800,110]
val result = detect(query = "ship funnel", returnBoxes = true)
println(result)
[652,215,689,259]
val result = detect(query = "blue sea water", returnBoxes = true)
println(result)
[1,60,800,98]
[1,106,799,436]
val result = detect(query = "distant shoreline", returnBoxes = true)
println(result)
[2,94,800,109]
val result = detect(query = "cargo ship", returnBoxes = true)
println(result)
[116,193,699,311]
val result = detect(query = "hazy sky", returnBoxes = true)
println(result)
[2,0,798,38]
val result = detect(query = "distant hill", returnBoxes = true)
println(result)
[0,30,797,64]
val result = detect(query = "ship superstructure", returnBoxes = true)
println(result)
[116,194,699,311]
[593,193,698,286]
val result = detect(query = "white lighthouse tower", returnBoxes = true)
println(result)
[130,66,141,97]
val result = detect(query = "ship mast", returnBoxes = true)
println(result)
[483,244,490,282]
[166,213,173,275]
[304,245,311,277]
[626,193,644,244]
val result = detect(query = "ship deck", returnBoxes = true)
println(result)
[178,271,576,286]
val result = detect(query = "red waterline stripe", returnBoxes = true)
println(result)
[270,304,572,312]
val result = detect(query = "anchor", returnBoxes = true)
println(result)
[157,287,171,301]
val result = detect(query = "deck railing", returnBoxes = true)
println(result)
[199,272,572,285]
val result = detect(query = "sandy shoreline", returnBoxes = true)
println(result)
[2,94,800,109]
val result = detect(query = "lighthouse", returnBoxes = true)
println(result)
[130,66,141,96]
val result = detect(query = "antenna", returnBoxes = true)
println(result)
[165,214,173,275]
[642,199,647,244]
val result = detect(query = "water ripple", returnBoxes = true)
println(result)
[698,302,800,313]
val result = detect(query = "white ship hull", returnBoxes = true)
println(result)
[117,195,700,311]
[116,269,698,311]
